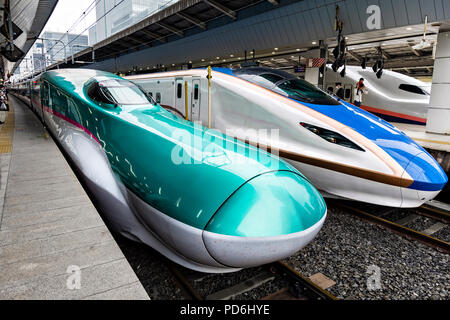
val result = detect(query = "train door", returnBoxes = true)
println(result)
[326,83,335,95]
[191,78,201,121]
[343,84,353,103]
[33,80,44,120]
[41,81,50,124]
[174,78,184,117]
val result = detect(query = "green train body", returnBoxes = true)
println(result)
[13,69,327,272]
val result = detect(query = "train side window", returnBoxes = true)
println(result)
[51,87,68,114]
[345,89,351,99]
[194,84,199,100]
[399,84,428,95]
[67,97,81,123]
[177,83,182,98]
[42,82,50,106]
[156,92,161,103]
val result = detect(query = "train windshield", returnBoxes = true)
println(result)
[273,78,340,105]
[96,79,154,105]
[233,68,340,105]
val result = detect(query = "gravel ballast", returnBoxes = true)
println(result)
[113,236,186,300]
[111,204,448,300]
[284,205,449,300]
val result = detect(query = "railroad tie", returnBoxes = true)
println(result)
[206,273,275,300]
[422,222,446,236]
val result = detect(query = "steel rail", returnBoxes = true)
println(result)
[165,262,203,300]
[332,201,450,254]
[269,261,338,301]
[418,204,450,225]
[165,260,338,300]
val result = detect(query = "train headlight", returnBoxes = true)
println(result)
[300,122,365,152]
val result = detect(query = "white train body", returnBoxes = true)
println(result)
[325,65,430,125]
[127,67,447,208]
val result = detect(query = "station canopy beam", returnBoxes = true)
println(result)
[380,49,392,60]
[125,35,151,46]
[407,42,423,57]
[155,22,184,38]
[346,50,363,62]
[115,39,134,50]
[203,0,237,20]
[267,0,280,5]
[139,29,167,43]
[176,12,206,30]
[124,36,144,45]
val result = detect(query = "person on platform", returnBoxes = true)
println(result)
[354,78,368,108]
[335,82,345,100]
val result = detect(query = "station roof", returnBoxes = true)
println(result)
[260,26,440,78]
[52,0,284,68]
[43,0,450,79]
[0,0,58,77]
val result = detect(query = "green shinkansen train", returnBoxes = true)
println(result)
[11,69,326,273]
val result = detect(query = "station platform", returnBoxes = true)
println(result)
[0,96,149,300]
[392,122,450,153]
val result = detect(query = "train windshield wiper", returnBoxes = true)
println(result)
[99,87,119,106]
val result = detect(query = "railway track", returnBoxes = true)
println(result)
[331,200,450,254]
[166,260,338,301]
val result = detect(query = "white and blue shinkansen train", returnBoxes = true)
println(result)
[127,67,447,208]
[325,65,431,125]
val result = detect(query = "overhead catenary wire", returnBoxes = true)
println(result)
[51,0,180,64]
[50,0,121,60]
[51,0,179,63]
[44,0,100,57]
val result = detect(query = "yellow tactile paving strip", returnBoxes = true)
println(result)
[413,137,450,146]
[0,103,14,154]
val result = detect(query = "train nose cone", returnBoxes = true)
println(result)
[202,171,326,268]
[404,152,448,191]
[401,152,448,207]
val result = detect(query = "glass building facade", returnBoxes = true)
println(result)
[42,31,89,63]
[88,0,179,45]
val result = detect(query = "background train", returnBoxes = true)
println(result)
[325,65,431,125]
[128,67,447,208]
[9,69,327,273]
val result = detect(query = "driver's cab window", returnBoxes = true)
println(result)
[86,78,154,106]
[250,73,284,89]
[87,82,113,104]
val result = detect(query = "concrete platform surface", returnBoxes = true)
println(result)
[0,96,149,300]
[392,122,450,153]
